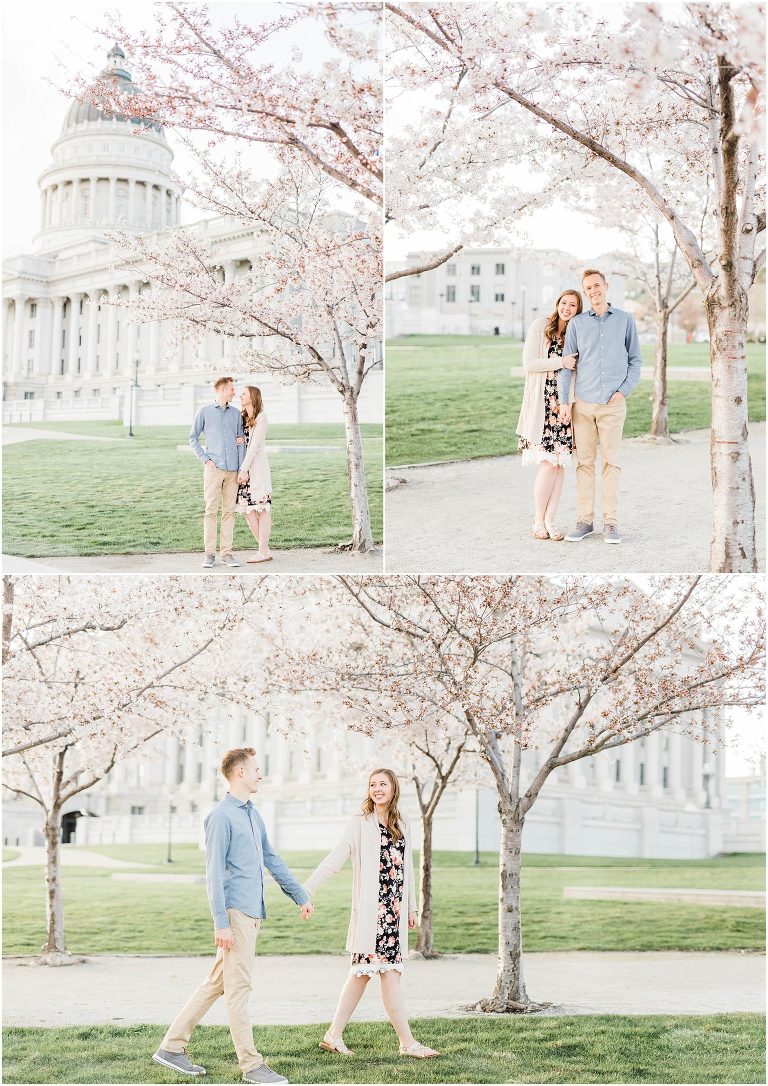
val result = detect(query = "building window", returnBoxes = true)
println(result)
[470,264,481,276]
[470,285,480,302]
[130,806,145,816]
[55,391,62,399]
[177,762,185,785]
[639,762,646,786]
[92,388,100,397]
[23,391,35,400]
[495,263,505,275]
[316,748,323,773]
[76,360,81,374]
[95,357,99,373]
[196,762,204,783]
[264,753,270,776]
[26,361,33,376]
[288,750,296,778]
[662,766,669,789]
[73,389,81,398]
[28,330,35,348]
[495,292,505,302]
[30,302,37,318]
[446,285,456,303]
[61,329,66,348]
[446,265,457,276]
[79,299,84,315]
[615,761,621,783]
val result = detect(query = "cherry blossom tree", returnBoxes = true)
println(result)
[71,3,383,551]
[2,576,258,964]
[387,2,766,571]
[262,574,765,1011]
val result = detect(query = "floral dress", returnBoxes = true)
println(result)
[236,423,272,514]
[518,336,574,467]
[350,822,405,976]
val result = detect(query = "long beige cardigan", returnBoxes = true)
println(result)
[515,316,575,447]
[239,411,271,499]
[304,812,417,956]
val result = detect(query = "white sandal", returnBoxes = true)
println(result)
[399,1041,439,1058]
[319,1032,353,1056]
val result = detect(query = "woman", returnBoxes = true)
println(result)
[304,769,439,1060]
[515,289,582,540]
[237,386,273,563]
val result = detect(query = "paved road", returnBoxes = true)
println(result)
[1,548,382,574]
[385,425,766,573]
[4,951,763,1027]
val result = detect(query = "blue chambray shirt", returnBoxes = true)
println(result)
[189,403,244,471]
[204,793,309,929]
[558,305,643,405]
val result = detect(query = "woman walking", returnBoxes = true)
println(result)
[237,386,273,562]
[304,769,439,1060]
[516,289,582,540]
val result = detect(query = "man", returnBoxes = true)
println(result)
[557,268,642,545]
[152,748,313,1085]
[189,377,245,568]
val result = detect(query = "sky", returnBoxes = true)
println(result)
[0,1,342,258]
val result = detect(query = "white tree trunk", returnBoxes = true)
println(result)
[415,812,436,957]
[651,308,671,441]
[706,288,757,572]
[342,391,374,552]
[41,809,67,961]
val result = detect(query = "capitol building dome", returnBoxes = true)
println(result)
[35,44,179,251]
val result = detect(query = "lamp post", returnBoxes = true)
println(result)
[166,801,177,864]
[438,292,444,335]
[520,286,526,342]
[474,788,481,865]
[510,300,516,340]
[128,354,139,437]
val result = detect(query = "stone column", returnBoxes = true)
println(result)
[222,261,237,361]
[595,749,613,793]
[67,292,81,376]
[104,290,119,377]
[145,182,154,230]
[85,289,100,377]
[148,319,161,374]
[88,177,98,223]
[126,281,140,376]
[646,732,662,797]
[11,295,26,379]
[71,178,81,225]
[175,194,181,225]
[128,179,136,225]
[40,188,48,231]
[108,176,117,224]
[49,296,65,378]
[35,298,54,377]
[689,731,705,806]
[667,729,686,802]
[164,736,179,787]
[622,740,638,795]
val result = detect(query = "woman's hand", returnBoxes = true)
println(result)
[562,354,577,370]
[236,436,246,446]
[237,471,249,484]
[558,404,572,425]
[408,912,418,929]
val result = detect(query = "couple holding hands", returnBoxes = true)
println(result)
[152,750,438,1085]
[516,268,643,545]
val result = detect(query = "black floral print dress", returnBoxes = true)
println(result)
[236,423,272,514]
[350,822,405,976]
[518,336,574,466]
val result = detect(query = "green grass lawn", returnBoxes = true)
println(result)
[3,1016,765,1083]
[385,339,766,465]
[4,847,763,957]
[2,423,382,557]
[3,849,20,862]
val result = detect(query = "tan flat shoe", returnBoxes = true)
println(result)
[319,1033,353,1056]
[532,526,549,540]
[399,1041,439,1058]
[545,525,565,541]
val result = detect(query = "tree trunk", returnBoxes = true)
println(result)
[341,391,374,552]
[415,811,436,957]
[706,288,757,572]
[650,308,671,440]
[474,810,545,1012]
[41,808,68,961]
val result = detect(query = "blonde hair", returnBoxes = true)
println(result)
[361,768,404,841]
[582,268,606,283]
[213,376,234,391]
[221,747,256,779]
[545,290,582,345]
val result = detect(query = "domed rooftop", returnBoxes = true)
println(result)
[62,44,165,137]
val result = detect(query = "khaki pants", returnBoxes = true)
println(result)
[203,465,239,555]
[572,397,626,525]
[162,909,263,1073]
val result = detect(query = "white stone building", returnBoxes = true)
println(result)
[385,247,625,338]
[2,46,382,426]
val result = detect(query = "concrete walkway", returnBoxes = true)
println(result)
[3,847,154,869]
[2,426,127,445]
[3,951,764,1027]
[385,425,766,573]
[1,548,382,574]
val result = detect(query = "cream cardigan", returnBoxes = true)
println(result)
[239,412,271,498]
[304,811,417,956]
[515,316,575,447]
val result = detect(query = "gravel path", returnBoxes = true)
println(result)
[385,425,765,573]
[1,548,382,575]
[4,951,763,1027]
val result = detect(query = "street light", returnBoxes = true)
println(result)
[520,286,527,342]
[166,801,177,863]
[509,300,516,340]
[474,788,481,865]
[128,354,140,437]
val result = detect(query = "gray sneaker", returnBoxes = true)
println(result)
[152,1048,206,1076]
[242,1065,288,1085]
[220,553,241,567]
[565,521,594,542]
[604,522,622,544]
[201,554,216,568]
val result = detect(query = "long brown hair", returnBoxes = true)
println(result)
[241,385,264,429]
[361,768,404,841]
[544,290,582,346]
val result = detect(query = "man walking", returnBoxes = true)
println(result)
[152,748,313,1084]
[558,269,642,544]
[190,377,244,568]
